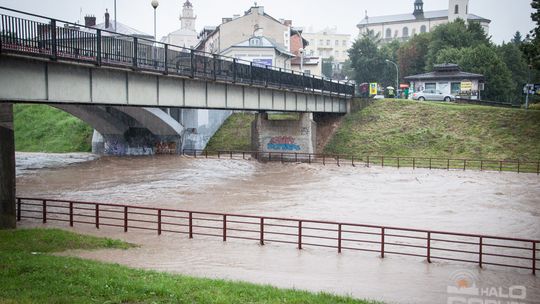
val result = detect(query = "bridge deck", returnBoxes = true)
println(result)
[0,7,353,113]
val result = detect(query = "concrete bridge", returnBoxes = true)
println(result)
[0,7,354,228]
[0,7,353,156]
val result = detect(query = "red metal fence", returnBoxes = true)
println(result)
[182,149,540,174]
[16,197,539,275]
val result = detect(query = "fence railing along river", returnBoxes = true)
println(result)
[181,149,540,174]
[17,197,539,275]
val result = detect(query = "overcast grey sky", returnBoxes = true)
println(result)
[0,0,535,44]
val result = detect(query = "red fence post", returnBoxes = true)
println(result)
[223,215,227,242]
[123,206,128,232]
[480,160,483,171]
[336,155,340,167]
[463,159,466,171]
[479,236,483,268]
[367,156,370,168]
[381,227,385,258]
[42,200,47,224]
[338,224,342,253]
[189,212,193,239]
[16,198,21,221]
[69,202,73,227]
[260,218,264,245]
[413,157,416,170]
[447,159,450,170]
[397,157,400,169]
[298,221,303,250]
[157,209,162,235]
[532,241,536,275]
[429,158,432,170]
[95,204,100,229]
[351,156,355,167]
[381,156,384,168]
[517,161,521,173]
[427,232,431,263]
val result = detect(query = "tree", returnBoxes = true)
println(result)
[348,31,385,84]
[436,45,514,102]
[397,33,431,79]
[522,0,540,70]
[497,42,529,102]
[426,19,491,69]
[511,31,523,45]
[322,57,334,78]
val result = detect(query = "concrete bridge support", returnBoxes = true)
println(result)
[0,103,15,229]
[251,113,316,160]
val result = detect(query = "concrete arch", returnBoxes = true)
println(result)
[113,107,184,137]
[51,104,129,135]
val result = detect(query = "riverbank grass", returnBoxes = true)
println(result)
[0,228,379,303]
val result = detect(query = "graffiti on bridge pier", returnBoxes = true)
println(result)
[267,136,301,151]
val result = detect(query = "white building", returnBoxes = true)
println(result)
[302,27,350,63]
[220,34,295,69]
[357,0,490,43]
[161,0,198,48]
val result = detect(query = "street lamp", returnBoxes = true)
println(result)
[151,0,159,41]
[299,48,304,73]
[385,59,399,98]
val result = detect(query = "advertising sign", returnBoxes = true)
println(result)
[460,81,473,92]
[369,83,378,95]
[252,58,273,68]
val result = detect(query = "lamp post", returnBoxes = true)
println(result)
[299,48,304,73]
[151,0,159,41]
[385,59,399,98]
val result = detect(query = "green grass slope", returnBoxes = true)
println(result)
[325,99,540,160]
[0,228,379,303]
[14,104,93,153]
[206,112,255,151]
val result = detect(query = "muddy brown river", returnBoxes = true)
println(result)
[16,153,540,304]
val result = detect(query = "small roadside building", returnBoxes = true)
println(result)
[404,64,485,100]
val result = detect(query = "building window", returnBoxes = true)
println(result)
[466,5,468,14]
[420,25,427,33]
[342,40,347,46]
[425,83,436,91]
[403,27,409,38]
[319,39,323,45]
[386,28,392,38]
[249,37,262,46]
[326,40,330,46]
[451,82,461,94]
[335,40,339,46]
[455,5,459,14]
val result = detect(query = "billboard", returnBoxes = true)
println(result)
[252,58,273,68]
[460,81,473,92]
[369,83,378,95]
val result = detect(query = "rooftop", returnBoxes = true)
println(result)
[404,64,484,81]
[358,10,490,27]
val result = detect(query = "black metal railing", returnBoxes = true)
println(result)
[0,7,354,98]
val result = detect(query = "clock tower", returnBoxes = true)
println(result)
[180,0,196,31]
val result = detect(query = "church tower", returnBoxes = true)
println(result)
[180,0,196,31]
[413,0,424,19]
[448,0,469,22]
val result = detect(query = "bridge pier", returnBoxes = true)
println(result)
[251,112,316,160]
[0,103,16,229]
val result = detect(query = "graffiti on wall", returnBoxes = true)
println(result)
[267,136,301,151]
[104,140,154,156]
[155,142,177,154]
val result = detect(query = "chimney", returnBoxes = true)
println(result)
[84,15,96,27]
[105,9,110,28]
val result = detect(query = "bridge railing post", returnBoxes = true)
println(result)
[96,29,102,66]
[250,62,254,85]
[213,54,217,81]
[190,49,195,78]
[164,44,169,75]
[132,37,138,69]
[232,58,237,83]
[50,19,57,60]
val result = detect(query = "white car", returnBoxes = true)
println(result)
[412,90,455,102]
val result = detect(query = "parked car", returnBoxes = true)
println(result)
[412,90,455,102]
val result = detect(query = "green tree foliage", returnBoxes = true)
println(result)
[522,0,540,70]
[497,42,529,101]
[511,31,523,45]
[322,57,334,78]
[397,33,431,78]
[436,45,514,102]
[426,19,491,69]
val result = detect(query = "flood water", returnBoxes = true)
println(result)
[16,153,540,304]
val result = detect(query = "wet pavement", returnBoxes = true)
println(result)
[15,153,540,304]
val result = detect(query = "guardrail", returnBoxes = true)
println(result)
[0,7,354,98]
[181,149,540,174]
[16,197,539,274]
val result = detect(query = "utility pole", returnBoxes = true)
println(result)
[114,0,117,32]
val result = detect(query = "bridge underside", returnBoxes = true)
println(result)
[0,56,349,113]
